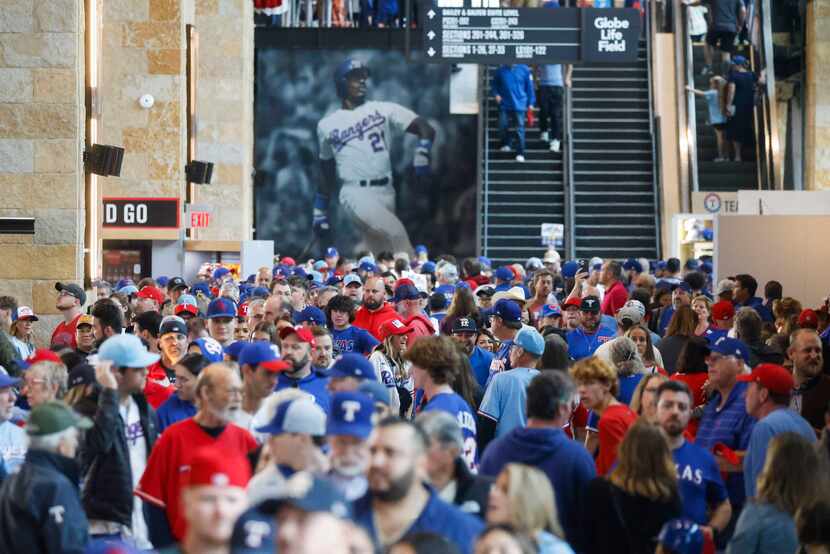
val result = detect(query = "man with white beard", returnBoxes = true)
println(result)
[327,392,374,501]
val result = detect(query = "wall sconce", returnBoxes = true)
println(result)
[186,160,214,184]
[84,144,125,177]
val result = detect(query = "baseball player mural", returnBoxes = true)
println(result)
[254,48,477,258]
[314,59,436,254]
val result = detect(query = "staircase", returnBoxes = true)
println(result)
[480,66,565,265]
[691,42,757,191]
[569,38,660,259]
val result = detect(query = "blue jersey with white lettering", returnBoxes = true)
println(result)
[672,441,728,524]
[566,327,615,360]
[332,326,379,356]
[423,392,478,468]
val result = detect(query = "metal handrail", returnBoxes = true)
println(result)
[564,84,575,260]
[759,0,781,189]
[673,0,690,211]
[480,66,491,258]
[681,4,699,193]
[646,0,662,257]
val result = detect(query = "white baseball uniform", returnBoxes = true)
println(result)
[317,100,418,253]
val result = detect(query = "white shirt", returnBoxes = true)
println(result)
[317,101,417,182]
[0,420,27,473]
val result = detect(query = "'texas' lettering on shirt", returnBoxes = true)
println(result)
[328,110,386,152]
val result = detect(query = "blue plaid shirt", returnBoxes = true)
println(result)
[695,381,756,509]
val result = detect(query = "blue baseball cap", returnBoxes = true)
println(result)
[295,306,327,326]
[656,260,668,270]
[359,261,378,273]
[343,274,362,287]
[177,294,198,306]
[118,285,139,296]
[358,380,391,407]
[707,336,750,364]
[250,287,270,299]
[420,261,436,274]
[415,244,428,254]
[326,275,343,286]
[191,337,225,363]
[514,327,545,356]
[191,282,213,299]
[292,267,308,279]
[622,259,643,273]
[494,267,514,282]
[393,283,420,302]
[256,397,326,436]
[493,298,522,323]
[327,392,374,439]
[675,282,693,294]
[239,342,290,372]
[207,298,237,319]
[213,267,231,281]
[657,519,704,554]
[700,261,713,275]
[223,340,247,362]
[325,246,339,258]
[684,259,701,271]
[0,373,20,389]
[156,276,169,287]
[451,316,478,334]
[98,334,160,368]
[540,304,561,318]
[329,353,377,381]
[115,278,134,290]
[478,256,492,269]
[561,260,580,279]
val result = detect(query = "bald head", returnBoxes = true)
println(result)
[362,277,386,311]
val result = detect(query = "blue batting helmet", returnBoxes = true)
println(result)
[335,59,369,99]
[657,519,704,554]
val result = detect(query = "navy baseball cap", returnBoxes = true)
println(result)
[561,261,579,279]
[325,246,339,258]
[675,282,693,294]
[707,336,750,364]
[256,397,326,436]
[622,259,643,273]
[513,327,545,356]
[580,295,601,313]
[295,306,327,326]
[249,287,270,299]
[393,283,420,302]
[239,342,290,372]
[494,267,514,282]
[451,316,478,334]
[167,276,188,291]
[684,259,701,271]
[223,340,247,362]
[329,353,377,381]
[207,298,236,319]
[327,392,374,439]
[493,299,522,323]
[159,316,188,337]
[326,275,343,286]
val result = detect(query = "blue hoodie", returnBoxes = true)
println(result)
[491,65,536,112]
[479,427,595,550]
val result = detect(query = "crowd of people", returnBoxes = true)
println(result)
[0,246,829,554]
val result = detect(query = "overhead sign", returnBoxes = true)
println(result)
[420,3,640,64]
[102,197,180,229]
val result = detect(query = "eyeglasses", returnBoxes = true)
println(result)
[21,378,46,389]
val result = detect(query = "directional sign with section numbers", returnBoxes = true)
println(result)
[420,2,641,64]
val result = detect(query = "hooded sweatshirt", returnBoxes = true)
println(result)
[479,426,595,549]
[354,302,400,341]
[405,313,436,343]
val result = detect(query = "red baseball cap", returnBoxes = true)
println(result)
[279,325,316,347]
[798,309,818,330]
[711,300,735,322]
[137,286,165,305]
[185,447,251,489]
[737,363,794,395]
[23,348,62,368]
[238,302,249,319]
[563,297,582,310]
[379,318,413,340]
[281,257,296,266]
[174,304,198,317]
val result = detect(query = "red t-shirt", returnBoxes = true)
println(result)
[601,280,629,317]
[50,314,81,349]
[595,403,637,475]
[670,372,709,439]
[144,361,175,409]
[135,418,257,541]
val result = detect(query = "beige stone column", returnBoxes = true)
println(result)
[805,0,830,189]
[0,0,86,346]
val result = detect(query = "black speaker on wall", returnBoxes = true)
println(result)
[84,144,125,177]
[186,160,214,184]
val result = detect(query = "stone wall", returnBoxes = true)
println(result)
[0,0,85,347]
[192,0,254,241]
[806,0,830,189]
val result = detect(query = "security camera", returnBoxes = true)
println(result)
[139,94,154,109]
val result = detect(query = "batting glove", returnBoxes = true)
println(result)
[313,193,330,231]
[414,139,432,177]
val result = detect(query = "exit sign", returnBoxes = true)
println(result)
[190,211,210,228]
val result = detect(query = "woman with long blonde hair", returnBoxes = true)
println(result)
[487,463,574,554]
[580,420,682,554]
[369,319,412,418]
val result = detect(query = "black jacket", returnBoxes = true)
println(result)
[81,388,159,526]
[452,457,493,520]
[0,449,89,553]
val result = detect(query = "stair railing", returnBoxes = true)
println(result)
[478,65,490,258]
[680,3,700,193]
[647,0,663,257]
[563,82,575,260]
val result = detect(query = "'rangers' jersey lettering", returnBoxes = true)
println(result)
[317,101,417,182]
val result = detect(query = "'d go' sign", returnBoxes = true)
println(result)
[102,198,180,229]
